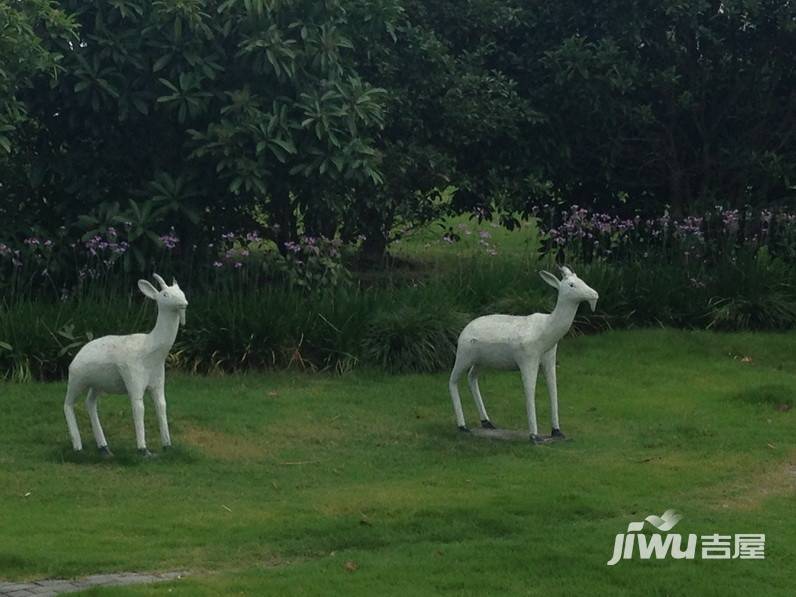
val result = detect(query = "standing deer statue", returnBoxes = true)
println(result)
[63,274,188,456]
[448,266,598,444]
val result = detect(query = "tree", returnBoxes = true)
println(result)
[0,0,75,236]
[509,0,796,215]
[4,0,794,265]
[13,0,388,258]
[347,0,534,261]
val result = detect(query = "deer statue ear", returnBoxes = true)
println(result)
[539,270,560,289]
[559,265,574,278]
[172,277,179,287]
[138,279,158,299]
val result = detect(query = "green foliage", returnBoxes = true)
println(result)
[0,296,151,381]
[1,0,390,257]
[171,287,373,375]
[347,0,535,257]
[4,241,795,381]
[362,303,467,373]
[0,1,75,155]
[518,0,796,214]
[706,252,796,331]
[3,0,796,265]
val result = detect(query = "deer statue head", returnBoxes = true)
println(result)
[138,273,189,325]
[538,265,599,311]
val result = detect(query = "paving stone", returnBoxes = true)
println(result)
[469,427,529,441]
[31,582,76,594]
[1,571,186,596]
[6,589,36,597]
[26,586,58,595]
[77,574,118,585]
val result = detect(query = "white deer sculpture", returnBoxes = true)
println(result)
[448,266,598,443]
[63,274,188,457]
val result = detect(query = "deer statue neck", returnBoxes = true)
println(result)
[146,307,180,355]
[543,293,579,343]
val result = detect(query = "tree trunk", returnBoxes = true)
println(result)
[271,185,296,255]
[360,232,388,266]
[669,166,684,217]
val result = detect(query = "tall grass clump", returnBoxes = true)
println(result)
[2,205,796,381]
[705,250,796,330]
[362,302,468,373]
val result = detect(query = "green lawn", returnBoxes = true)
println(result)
[0,329,794,596]
[390,213,541,265]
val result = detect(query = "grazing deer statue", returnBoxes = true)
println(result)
[448,266,598,443]
[63,274,188,456]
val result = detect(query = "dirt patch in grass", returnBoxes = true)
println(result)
[180,425,267,462]
[704,457,796,511]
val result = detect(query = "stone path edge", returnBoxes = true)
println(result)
[0,570,188,597]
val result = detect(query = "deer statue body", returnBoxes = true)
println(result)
[63,274,188,456]
[448,266,598,443]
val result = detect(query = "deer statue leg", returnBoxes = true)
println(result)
[150,379,171,450]
[541,345,565,439]
[85,388,111,456]
[449,351,471,432]
[123,373,150,456]
[519,357,545,444]
[63,378,84,452]
[467,366,495,428]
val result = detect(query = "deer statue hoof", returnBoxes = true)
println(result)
[98,445,113,458]
[480,420,496,429]
[458,425,470,433]
[551,428,567,440]
[162,444,171,451]
[137,448,155,458]
[531,434,551,445]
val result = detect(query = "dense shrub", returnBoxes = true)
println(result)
[362,304,468,373]
[2,207,796,381]
[3,247,795,381]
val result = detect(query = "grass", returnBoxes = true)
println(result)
[0,328,794,595]
[390,213,541,267]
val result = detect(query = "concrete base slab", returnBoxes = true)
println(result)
[469,428,572,444]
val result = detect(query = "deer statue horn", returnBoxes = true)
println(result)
[152,273,168,290]
[559,265,574,277]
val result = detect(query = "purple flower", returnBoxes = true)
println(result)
[160,229,180,250]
